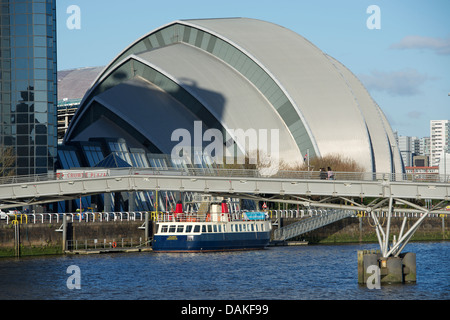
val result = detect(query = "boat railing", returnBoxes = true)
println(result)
[154,212,268,223]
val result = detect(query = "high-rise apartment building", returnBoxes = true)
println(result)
[396,135,431,168]
[397,135,412,167]
[0,0,57,176]
[430,120,450,167]
[419,137,430,157]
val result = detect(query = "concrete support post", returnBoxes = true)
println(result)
[145,211,149,244]
[358,250,416,285]
[104,193,112,212]
[363,252,379,284]
[401,252,416,283]
[129,192,136,212]
[14,222,20,257]
[381,257,403,283]
[442,216,446,240]
[62,214,67,252]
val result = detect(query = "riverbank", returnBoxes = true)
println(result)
[0,220,146,258]
[0,216,447,258]
[289,216,449,244]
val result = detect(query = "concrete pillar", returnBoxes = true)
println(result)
[359,250,417,285]
[442,216,446,240]
[401,252,417,283]
[381,257,403,283]
[104,193,112,212]
[62,214,67,252]
[145,211,149,244]
[129,192,136,212]
[363,252,379,284]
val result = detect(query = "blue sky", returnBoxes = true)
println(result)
[56,0,450,138]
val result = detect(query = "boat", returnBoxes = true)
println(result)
[151,200,272,252]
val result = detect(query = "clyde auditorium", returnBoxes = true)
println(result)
[57,18,403,211]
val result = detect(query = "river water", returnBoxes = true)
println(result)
[0,242,448,301]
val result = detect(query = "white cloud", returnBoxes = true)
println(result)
[359,68,432,96]
[390,35,450,55]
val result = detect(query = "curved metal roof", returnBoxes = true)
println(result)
[135,43,301,161]
[65,18,403,173]
[57,66,104,102]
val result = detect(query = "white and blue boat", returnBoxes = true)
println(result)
[152,201,272,252]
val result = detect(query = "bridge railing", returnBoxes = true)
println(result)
[0,212,148,225]
[66,238,147,251]
[0,167,448,186]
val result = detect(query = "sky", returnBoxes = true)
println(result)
[56,0,450,139]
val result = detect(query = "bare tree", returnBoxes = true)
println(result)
[0,145,16,177]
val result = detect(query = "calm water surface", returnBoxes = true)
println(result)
[0,242,448,300]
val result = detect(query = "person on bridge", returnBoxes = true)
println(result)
[327,167,335,180]
[320,168,327,180]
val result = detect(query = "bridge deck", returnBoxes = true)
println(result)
[0,168,448,209]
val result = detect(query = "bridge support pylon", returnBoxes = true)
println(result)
[359,197,448,285]
[358,250,416,285]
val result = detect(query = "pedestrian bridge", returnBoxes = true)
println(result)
[0,167,448,209]
[1,167,448,258]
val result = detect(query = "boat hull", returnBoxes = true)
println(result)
[152,231,271,252]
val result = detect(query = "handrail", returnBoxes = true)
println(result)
[153,212,269,223]
[1,167,448,186]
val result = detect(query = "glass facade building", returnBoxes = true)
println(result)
[0,0,57,176]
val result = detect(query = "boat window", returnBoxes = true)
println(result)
[202,225,207,233]
[255,224,258,231]
[169,225,176,233]
[260,223,264,231]
[242,224,247,231]
[239,224,242,232]
[250,224,254,232]
[186,225,193,233]
[193,225,200,233]
[218,225,222,232]
[207,225,212,233]
[177,225,184,233]
[161,225,168,233]
[213,225,218,233]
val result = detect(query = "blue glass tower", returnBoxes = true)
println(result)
[0,0,57,176]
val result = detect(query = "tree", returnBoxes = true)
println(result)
[0,145,16,177]
[280,153,365,172]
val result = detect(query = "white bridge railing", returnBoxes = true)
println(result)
[0,211,148,225]
[1,167,449,186]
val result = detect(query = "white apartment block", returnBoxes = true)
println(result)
[430,120,450,167]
